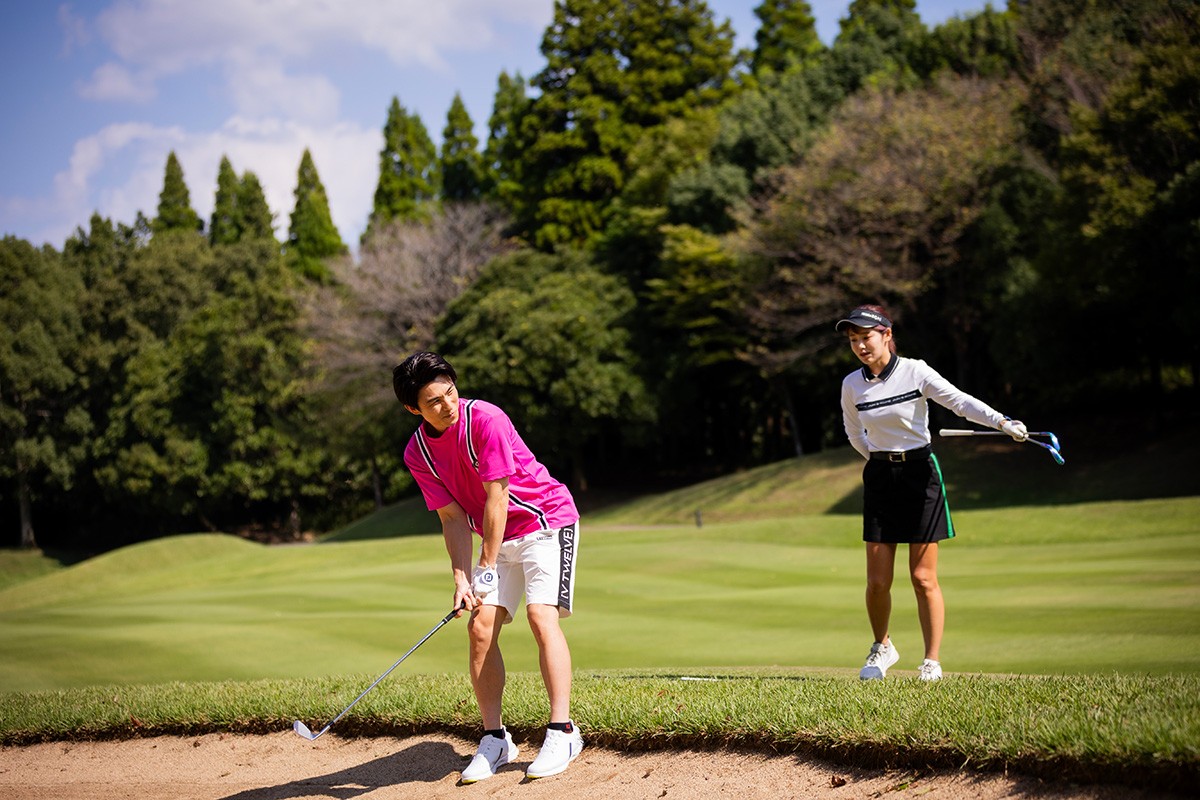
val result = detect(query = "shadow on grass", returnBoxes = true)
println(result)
[219,739,465,799]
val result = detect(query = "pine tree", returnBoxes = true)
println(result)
[752,0,825,75]
[828,0,925,93]
[441,93,484,202]
[237,171,275,241]
[365,96,440,240]
[483,70,531,212]
[286,149,346,281]
[154,151,203,235]
[209,156,241,245]
[211,158,276,245]
[519,0,738,248]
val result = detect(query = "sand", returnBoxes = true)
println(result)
[0,731,1186,800]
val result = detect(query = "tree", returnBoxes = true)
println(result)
[365,97,440,240]
[441,93,485,202]
[286,149,346,282]
[752,0,825,76]
[237,171,275,241]
[518,0,739,248]
[154,151,203,235]
[1034,2,1200,398]
[826,0,926,94]
[0,237,87,548]
[740,76,1022,384]
[437,249,651,490]
[1014,0,1170,157]
[909,5,1019,80]
[209,156,241,245]
[304,203,514,508]
[483,70,532,213]
[212,158,276,246]
[98,240,327,537]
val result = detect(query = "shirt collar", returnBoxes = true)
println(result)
[862,354,899,382]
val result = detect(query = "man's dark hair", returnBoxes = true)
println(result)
[393,352,458,408]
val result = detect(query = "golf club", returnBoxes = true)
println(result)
[293,604,464,741]
[938,428,1065,465]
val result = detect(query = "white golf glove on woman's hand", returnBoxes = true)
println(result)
[1000,418,1028,442]
[471,565,498,597]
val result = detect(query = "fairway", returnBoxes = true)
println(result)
[0,498,1197,692]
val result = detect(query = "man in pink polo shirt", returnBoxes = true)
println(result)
[393,352,583,783]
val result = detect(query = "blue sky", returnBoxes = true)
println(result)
[0,1,995,251]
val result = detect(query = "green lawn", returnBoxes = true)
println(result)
[1,497,1196,692]
[1,441,1198,789]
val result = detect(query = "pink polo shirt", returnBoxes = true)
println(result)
[404,398,578,540]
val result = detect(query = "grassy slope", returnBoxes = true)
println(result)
[0,498,1197,692]
[1,430,1198,787]
[0,550,63,592]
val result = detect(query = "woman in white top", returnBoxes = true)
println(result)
[837,304,1027,682]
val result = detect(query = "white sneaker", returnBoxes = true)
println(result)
[918,658,943,681]
[526,723,584,779]
[859,640,899,680]
[461,730,517,783]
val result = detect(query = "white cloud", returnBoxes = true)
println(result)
[57,4,91,55]
[223,53,341,123]
[8,1,553,248]
[78,61,157,103]
[183,116,381,245]
[52,121,182,220]
[36,115,379,248]
[87,0,553,113]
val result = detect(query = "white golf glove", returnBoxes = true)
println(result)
[1000,418,1028,442]
[471,565,498,598]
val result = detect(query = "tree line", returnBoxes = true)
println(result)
[2,0,1197,551]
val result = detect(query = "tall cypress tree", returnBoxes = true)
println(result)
[752,0,825,75]
[441,93,484,202]
[483,70,531,213]
[209,156,241,245]
[237,172,275,241]
[211,158,276,244]
[365,96,440,241]
[286,149,345,281]
[828,0,925,93]
[154,151,203,235]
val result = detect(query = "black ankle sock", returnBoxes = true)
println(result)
[547,721,573,733]
[484,727,505,739]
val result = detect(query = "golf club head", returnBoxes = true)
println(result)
[293,720,319,740]
[1033,440,1066,465]
[1046,433,1061,451]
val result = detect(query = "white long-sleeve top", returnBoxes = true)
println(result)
[840,356,1007,460]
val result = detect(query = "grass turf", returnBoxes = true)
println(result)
[0,498,1197,691]
[1,433,1198,789]
[1,671,1196,790]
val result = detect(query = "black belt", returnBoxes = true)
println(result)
[869,445,931,463]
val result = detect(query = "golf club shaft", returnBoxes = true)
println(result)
[938,429,1065,465]
[297,604,462,739]
[938,429,1056,438]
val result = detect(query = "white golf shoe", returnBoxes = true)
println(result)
[918,658,943,681]
[526,722,584,779]
[460,730,517,783]
[859,640,899,680]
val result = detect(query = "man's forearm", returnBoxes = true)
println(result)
[479,479,509,566]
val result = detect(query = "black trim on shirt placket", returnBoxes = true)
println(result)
[861,354,901,382]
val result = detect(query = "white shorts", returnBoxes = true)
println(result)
[484,522,578,624]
